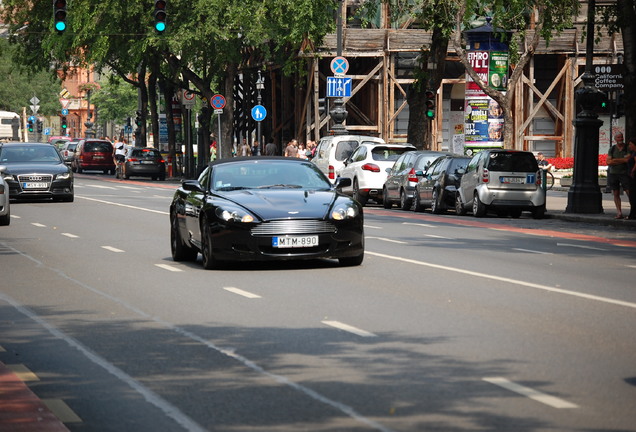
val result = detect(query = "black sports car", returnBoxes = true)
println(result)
[170,157,364,269]
[0,142,74,202]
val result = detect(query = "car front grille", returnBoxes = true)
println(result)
[251,220,336,236]
[18,174,54,183]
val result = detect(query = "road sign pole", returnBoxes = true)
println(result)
[218,113,222,160]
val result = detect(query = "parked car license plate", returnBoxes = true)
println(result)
[272,235,318,248]
[141,160,155,164]
[22,182,49,189]
[500,177,525,184]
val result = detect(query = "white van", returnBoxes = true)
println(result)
[0,111,20,141]
[312,135,385,183]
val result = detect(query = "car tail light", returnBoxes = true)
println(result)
[328,165,335,180]
[159,159,165,163]
[127,157,138,162]
[407,168,418,183]
[361,163,380,173]
[481,168,489,183]
[536,171,541,186]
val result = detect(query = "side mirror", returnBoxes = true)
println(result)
[385,167,392,174]
[182,179,205,193]
[334,177,352,189]
[414,170,424,177]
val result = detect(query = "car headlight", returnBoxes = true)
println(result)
[2,173,13,182]
[56,172,71,180]
[215,206,255,223]
[331,201,359,220]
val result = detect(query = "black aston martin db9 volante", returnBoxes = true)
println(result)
[170,157,364,269]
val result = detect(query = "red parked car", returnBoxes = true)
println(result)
[72,139,115,174]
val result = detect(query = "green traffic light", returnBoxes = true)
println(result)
[55,21,66,32]
[155,22,166,32]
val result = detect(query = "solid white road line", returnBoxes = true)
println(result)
[155,264,183,272]
[402,222,436,228]
[512,248,553,255]
[425,234,452,239]
[483,377,579,409]
[556,243,607,251]
[366,236,408,244]
[102,246,125,253]
[366,251,636,310]
[77,196,169,215]
[322,320,377,337]
[86,184,117,190]
[61,233,79,238]
[224,287,262,299]
[364,224,383,229]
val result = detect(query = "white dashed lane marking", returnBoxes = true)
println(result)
[483,377,579,409]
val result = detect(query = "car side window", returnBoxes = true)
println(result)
[198,167,211,191]
[465,154,479,173]
[351,147,367,162]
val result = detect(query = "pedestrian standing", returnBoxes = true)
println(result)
[607,132,631,219]
[626,137,636,220]
[239,138,252,157]
[284,139,298,157]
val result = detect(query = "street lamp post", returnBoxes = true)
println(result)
[329,0,348,135]
[566,0,604,214]
[256,71,265,155]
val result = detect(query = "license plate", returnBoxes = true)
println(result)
[93,155,104,160]
[272,235,318,248]
[22,182,49,189]
[500,177,525,184]
[141,160,155,164]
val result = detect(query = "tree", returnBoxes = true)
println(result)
[90,76,137,124]
[451,0,580,149]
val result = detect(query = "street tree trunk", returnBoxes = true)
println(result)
[618,0,636,139]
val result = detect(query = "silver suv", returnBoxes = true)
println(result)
[456,149,546,219]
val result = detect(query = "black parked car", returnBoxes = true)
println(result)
[170,157,364,269]
[414,155,470,213]
[0,142,74,202]
[383,150,453,210]
[119,147,166,180]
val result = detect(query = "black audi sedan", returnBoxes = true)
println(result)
[0,142,74,202]
[170,157,364,269]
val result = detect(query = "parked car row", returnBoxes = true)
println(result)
[309,135,546,219]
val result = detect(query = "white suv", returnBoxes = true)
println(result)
[338,143,416,206]
[312,135,385,183]
[456,149,546,219]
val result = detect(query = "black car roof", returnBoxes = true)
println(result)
[207,156,306,168]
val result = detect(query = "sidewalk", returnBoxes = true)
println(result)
[546,187,636,230]
[0,361,70,432]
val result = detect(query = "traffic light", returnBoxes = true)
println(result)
[53,0,67,34]
[27,119,34,133]
[36,120,43,133]
[154,1,167,33]
[61,116,67,130]
[615,92,625,118]
[135,111,142,127]
[425,89,436,120]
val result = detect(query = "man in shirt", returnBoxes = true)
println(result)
[607,132,631,219]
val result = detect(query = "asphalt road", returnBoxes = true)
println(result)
[1,173,635,432]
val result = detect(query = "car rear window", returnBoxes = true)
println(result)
[131,149,162,159]
[84,141,113,153]
[334,141,358,161]
[371,147,413,162]
[487,152,538,172]
[449,158,470,172]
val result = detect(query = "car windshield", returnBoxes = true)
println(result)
[0,145,62,163]
[334,141,358,161]
[211,160,331,191]
[487,152,538,172]
[371,147,413,162]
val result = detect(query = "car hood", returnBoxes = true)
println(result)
[3,163,70,176]
[219,189,338,219]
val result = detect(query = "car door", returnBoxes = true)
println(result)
[459,152,484,205]
[338,146,367,195]
[420,158,443,204]
[385,153,408,201]
[185,167,211,245]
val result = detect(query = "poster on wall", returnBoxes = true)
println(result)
[464,99,504,148]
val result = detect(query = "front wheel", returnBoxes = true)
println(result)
[399,189,411,211]
[413,188,423,212]
[383,187,392,209]
[200,219,220,270]
[455,194,467,216]
[171,213,198,262]
[431,189,443,214]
